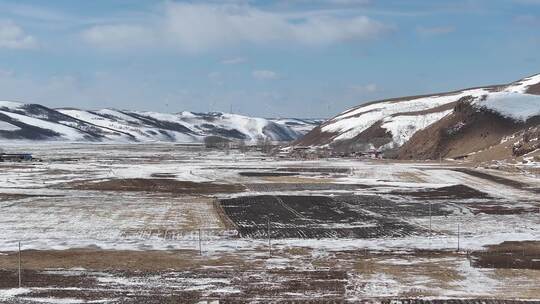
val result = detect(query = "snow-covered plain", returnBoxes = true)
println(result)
[0,143,538,302]
[0,143,537,252]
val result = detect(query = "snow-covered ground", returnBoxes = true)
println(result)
[0,143,538,302]
[0,143,537,252]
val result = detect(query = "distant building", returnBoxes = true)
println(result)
[0,153,33,162]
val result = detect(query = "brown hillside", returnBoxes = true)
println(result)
[397,98,525,160]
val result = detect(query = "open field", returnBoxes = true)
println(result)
[0,143,539,303]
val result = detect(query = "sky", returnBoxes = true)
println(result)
[0,0,538,118]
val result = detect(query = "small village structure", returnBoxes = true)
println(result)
[0,153,33,162]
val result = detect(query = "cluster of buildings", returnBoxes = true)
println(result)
[0,153,33,162]
[279,146,383,160]
[204,136,386,160]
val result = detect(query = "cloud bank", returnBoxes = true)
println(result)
[81,3,390,52]
[0,20,37,49]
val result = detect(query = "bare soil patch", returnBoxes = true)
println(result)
[0,193,62,201]
[470,241,540,270]
[246,183,369,192]
[70,178,245,194]
[219,195,423,239]
[452,168,540,194]
[467,203,540,215]
[238,171,298,177]
[150,172,176,178]
[389,184,490,200]
[260,176,337,183]
[0,249,245,271]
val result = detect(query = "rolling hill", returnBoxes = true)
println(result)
[295,74,540,160]
[0,101,320,143]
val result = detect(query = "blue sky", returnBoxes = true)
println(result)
[0,0,538,118]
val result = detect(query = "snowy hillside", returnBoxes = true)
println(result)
[296,73,540,154]
[0,102,319,143]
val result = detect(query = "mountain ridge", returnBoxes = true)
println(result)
[0,101,321,143]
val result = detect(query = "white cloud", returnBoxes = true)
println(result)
[221,57,247,65]
[81,24,155,49]
[416,25,455,36]
[252,70,280,80]
[0,3,69,23]
[0,20,38,49]
[81,2,390,52]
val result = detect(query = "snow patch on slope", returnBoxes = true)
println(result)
[505,73,540,93]
[473,92,540,121]
[0,120,20,131]
[0,100,24,109]
[303,74,540,150]
[0,103,319,143]
[0,110,86,140]
[382,110,453,147]
[323,89,488,141]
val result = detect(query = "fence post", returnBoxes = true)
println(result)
[18,241,22,288]
[198,229,202,256]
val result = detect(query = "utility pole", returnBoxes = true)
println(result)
[267,217,271,258]
[429,202,432,237]
[18,241,21,288]
[457,222,460,252]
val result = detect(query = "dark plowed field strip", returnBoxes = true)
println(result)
[389,184,491,200]
[464,201,540,215]
[335,195,453,217]
[452,168,540,194]
[0,269,347,303]
[219,195,424,239]
[246,183,372,192]
[239,172,299,177]
[470,241,540,270]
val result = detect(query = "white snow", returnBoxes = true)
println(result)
[0,100,24,109]
[0,288,32,299]
[316,74,540,148]
[381,110,452,146]
[322,88,488,143]
[0,102,316,143]
[505,73,540,93]
[0,120,20,131]
[473,92,540,121]
[53,109,307,143]
[0,110,87,140]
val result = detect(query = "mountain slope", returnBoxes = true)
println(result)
[0,101,319,143]
[295,74,540,159]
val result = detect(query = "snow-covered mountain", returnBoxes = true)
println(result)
[0,102,320,143]
[296,74,540,159]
